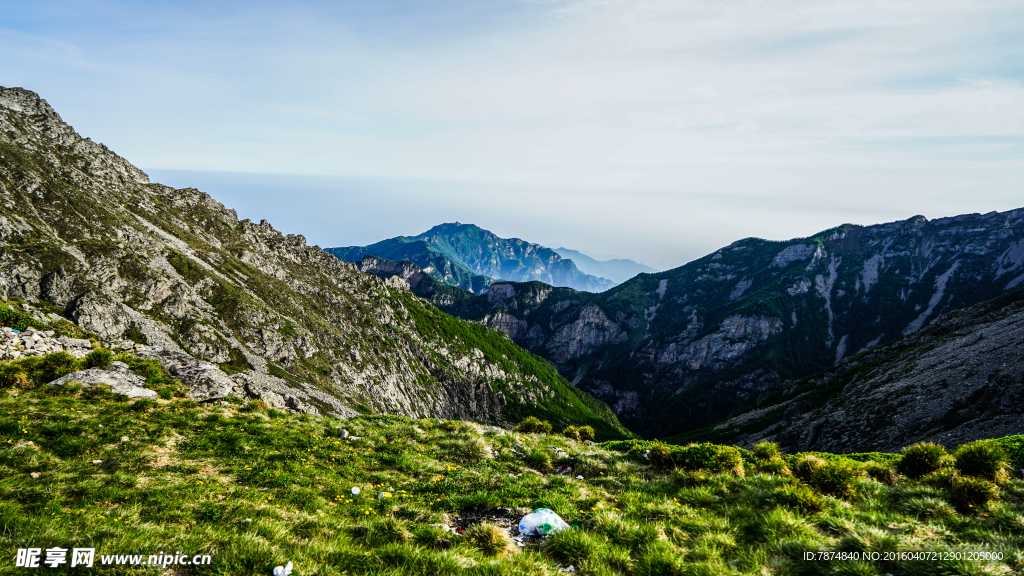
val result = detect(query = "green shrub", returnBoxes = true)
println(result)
[515,416,552,434]
[647,441,676,468]
[864,462,899,486]
[675,443,744,476]
[157,388,174,400]
[524,447,552,472]
[0,363,29,388]
[773,483,823,514]
[543,528,597,565]
[792,455,826,482]
[84,348,113,370]
[954,440,1009,483]
[752,441,782,461]
[898,442,953,479]
[757,458,792,476]
[0,303,49,331]
[364,516,412,546]
[454,437,491,462]
[576,425,595,442]
[561,425,581,441]
[464,522,515,557]
[412,525,452,550]
[809,461,862,499]
[947,476,999,513]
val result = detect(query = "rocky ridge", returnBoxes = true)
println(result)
[0,86,630,438]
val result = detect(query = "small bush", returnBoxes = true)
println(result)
[543,528,597,565]
[676,443,745,476]
[465,522,516,557]
[156,388,174,400]
[0,363,29,388]
[954,441,1009,483]
[947,477,999,513]
[365,517,412,546]
[773,483,823,514]
[792,455,826,482]
[515,416,552,435]
[647,441,675,468]
[809,461,862,499]
[84,348,113,370]
[38,352,82,383]
[864,462,899,486]
[455,437,492,462]
[576,426,595,442]
[898,442,953,479]
[413,525,452,550]
[757,458,792,476]
[561,425,581,441]
[752,441,782,461]
[524,447,552,472]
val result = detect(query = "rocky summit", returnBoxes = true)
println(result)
[383,210,1024,440]
[0,86,630,438]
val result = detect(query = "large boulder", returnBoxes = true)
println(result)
[135,348,239,401]
[48,361,157,398]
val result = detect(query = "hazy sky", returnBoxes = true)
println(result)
[3,0,1022,269]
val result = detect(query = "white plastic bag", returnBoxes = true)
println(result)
[518,508,571,536]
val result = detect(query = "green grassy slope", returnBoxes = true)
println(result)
[3,364,1024,576]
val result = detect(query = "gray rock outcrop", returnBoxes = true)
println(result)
[49,361,157,398]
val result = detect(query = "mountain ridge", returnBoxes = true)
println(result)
[378,210,1024,440]
[0,85,631,439]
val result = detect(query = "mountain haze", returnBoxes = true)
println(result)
[328,223,617,293]
[0,86,630,438]
[553,247,656,284]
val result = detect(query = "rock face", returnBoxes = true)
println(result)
[415,211,1024,439]
[0,86,630,438]
[711,287,1024,453]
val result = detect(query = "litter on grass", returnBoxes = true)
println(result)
[272,561,292,576]
[518,508,570,536]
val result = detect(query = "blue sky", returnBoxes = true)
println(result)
[2,0,1022,269]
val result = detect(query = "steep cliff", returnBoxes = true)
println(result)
[0,86,630,438]
[695,286,1024,453]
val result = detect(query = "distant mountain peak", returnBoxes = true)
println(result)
[329,223,617,293]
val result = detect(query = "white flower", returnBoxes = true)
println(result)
[272,561,292,576]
